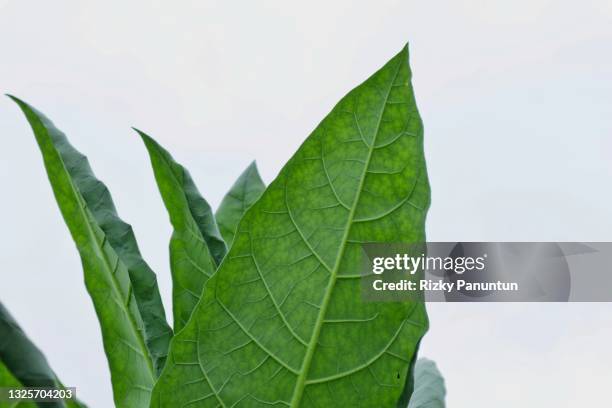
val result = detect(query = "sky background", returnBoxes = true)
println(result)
[1,0,611,406]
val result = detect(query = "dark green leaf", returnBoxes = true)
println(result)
[9,96,170,407]
[0,302,83,408]
[152,44,430,407]
[407,359,446,408]
[216,161,266,247]
[137,131,226,331]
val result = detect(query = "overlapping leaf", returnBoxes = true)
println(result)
[407,359,446,408]
[216,161,266,247]
[138,131,226,331]
[152,45,430,407]
[0,302,83,408]
[9,97,171,407]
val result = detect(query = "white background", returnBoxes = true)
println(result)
[1,1,611,406]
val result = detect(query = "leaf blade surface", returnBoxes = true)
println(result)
[216,161,266,247]
[9,97,168,407]
[153,45,430,407]
[138,132,226,331]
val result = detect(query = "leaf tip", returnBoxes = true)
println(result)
[132,127,153,143]
[399,42,410,60]
[5,93,24,106]
[5,95,39,120]
[245,161,265,183]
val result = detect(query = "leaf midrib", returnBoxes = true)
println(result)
[289,56,403,407]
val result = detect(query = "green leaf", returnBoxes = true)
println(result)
[0,359,41,408]
[9,96,171,407]
[137,131,227,331]
[0,302,83,408]
[0,360,39,408]
[407,359,446,408]
[152,44,430,407]
[216,161,266,247]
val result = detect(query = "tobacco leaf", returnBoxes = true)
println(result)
[152,45,430,407]
[138,131,226,331]
[0,302,85,408]
[216,161,266,247]
[10,97,170,407]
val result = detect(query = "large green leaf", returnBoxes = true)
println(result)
[137,131,227,331]
[216,161,266,247]
[0,302,82,408]
[152,44,430,407]
[407,359,446,408]
[9,97,170,407]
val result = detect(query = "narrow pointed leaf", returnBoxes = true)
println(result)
[407,359,446,408]
[216,161,266,247]
[9,96,169,407]
[153,45,430,407]
[0,302,84,408]
[137,131,226,331]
